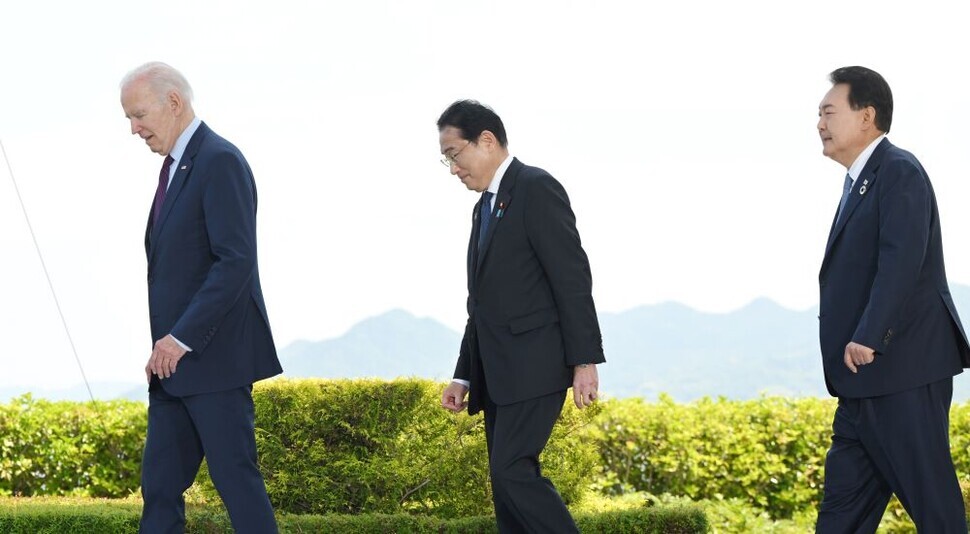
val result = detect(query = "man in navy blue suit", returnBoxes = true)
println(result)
[815,66,970,532]
[121,62,282,533]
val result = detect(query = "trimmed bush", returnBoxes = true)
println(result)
[6,383,970,527]
[0,380,600,517]
[195,378,602,517]
[0,395,144,497]
[590,395,833,518]
[590,395,970,523]
[0,497,708,533]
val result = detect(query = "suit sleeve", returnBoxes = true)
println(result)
[170,150,258,352]
[524,175,605,366]
[853,162,931,351]
[453,318,472,380]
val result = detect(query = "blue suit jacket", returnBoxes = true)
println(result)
[818,138,970,398]
[455,158,604,414]
[145,122,282,396]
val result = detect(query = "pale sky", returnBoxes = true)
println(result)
[1,0,968,389]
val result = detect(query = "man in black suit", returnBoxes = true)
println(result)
[815,66,970,532]
[121,62,282,533]
[438,100,604,533]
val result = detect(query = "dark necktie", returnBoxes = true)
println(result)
[153,156,174,225]
[478,191,494,250]
[835,173,852,224]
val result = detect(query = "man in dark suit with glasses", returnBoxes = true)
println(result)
[437,100,604,533]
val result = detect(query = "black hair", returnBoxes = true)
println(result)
[829,66,894,133]
[436,100,508,147]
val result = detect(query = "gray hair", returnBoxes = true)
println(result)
[120,61,194,104]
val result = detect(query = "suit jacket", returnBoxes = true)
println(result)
[145,122,282,396]
[818,138,970,398]
[454,158,604,414]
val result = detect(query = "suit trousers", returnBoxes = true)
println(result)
[140,383,277,534]
[815,377,965,533]
[483,386,577,534]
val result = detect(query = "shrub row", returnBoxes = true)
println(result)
[589,395,835,519]
[211,378,600,517]
[590,395,970,521]
[4,382,970,522]
[0,379,601,518]
[0,497,708,533]
[0,395,144,497]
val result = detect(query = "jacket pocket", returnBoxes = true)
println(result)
[509,307,560,334]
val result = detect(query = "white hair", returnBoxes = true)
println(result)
[120,61,194,104]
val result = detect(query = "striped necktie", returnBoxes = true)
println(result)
[153,156,175,225]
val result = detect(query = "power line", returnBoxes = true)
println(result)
[1,138,97,405]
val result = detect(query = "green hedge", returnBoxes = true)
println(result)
[0,395,144,497]
[0,379,601,518]
[590,395,833,518]
[204,378,601,517]
[0,497,708,533]
[589,395,970,521]
[5,383,970,525]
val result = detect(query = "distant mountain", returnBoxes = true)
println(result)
[280,309,461,380]
[281,284,970,401]
[8,284,969,403]
[596,298,824,400]
[277,302,827,400]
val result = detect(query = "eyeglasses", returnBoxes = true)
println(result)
[440,141,471,168]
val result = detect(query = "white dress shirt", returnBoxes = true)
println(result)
[847,134,886,186]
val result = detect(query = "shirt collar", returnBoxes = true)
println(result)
[847,134,886,182]
[169,117,202,165]
[486,154,514,196]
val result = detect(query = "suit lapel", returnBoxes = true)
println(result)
[475,159,519,276]
[821,138,889,267]
[147,122,209,262]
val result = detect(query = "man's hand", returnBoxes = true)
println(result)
[147,334,188,381]
[844,342,876,373]
[441,382,469,413]
[572,364,599,409]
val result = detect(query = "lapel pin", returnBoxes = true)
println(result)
[496,202,506,218]
[181,166,187,170]
[859,179,868,195]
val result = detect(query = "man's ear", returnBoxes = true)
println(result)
[167,90,184,116]
[861,105,877,131]
[479,130,498,150]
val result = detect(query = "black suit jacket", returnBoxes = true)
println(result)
[145,122,282,396]
[455,158,604,414]
[818,138,970,398]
